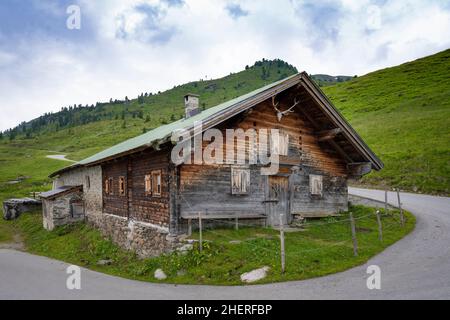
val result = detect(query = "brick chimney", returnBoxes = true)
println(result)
[184,93,200,118]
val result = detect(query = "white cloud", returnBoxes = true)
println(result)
[0,0,449,131]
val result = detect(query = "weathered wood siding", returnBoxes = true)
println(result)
[179,98,348,218]
[179,164,266,217]
[102,160,128,218]
[129,150,170,226]
[102,149,171,226]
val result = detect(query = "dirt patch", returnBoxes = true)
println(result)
[0,234,25,251]
[356,227,373,233]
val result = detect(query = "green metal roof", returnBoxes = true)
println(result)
[49,71,383,178]
[70,73,300,168]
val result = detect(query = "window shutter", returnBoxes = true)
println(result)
[271,132,289,156]
[309,174,323,196]
[145,174,151,194]
[231,167,250,195]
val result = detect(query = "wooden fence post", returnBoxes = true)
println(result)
[396,190,405,227]
[187,218,192,237]
[384,189,389,215]
[198,212,203,253]
[376,209,383,241]
[350,212,358,256]
[279,213,286,274]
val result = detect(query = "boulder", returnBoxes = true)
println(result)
[3,198,41,220]
[97,259,113,266]
[177,243,193,252]
[240,266,270,283]
[154,268,167,280]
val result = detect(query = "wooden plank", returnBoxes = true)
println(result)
[317,128,342,141]
[376,209,383,241]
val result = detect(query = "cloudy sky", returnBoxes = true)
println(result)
[0,0,449,131]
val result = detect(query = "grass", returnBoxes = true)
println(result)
[0,145,64,243]
[3,205,415,285]
[323,49,450,194]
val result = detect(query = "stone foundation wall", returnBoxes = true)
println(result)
[87,212,180,258]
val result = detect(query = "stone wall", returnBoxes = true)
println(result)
[51,165,181,257]
[42,191,84,230]
[3,198,42,220]
[54,166,103,217]
[87,212,180,257]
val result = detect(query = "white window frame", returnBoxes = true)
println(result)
[231,167,250,195]
[309,174,323,196]
[271,131,289,156]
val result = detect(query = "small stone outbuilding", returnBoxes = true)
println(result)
[41,185,84,230]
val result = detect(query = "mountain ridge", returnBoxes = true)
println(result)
[0,50,449,194]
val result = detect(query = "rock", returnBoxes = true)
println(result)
[154,268,167,280]
[229,240,242,244]
[97,259,113,266]
[177,244,193,252]
[240,266,270,283]
[177,269,187,277]
[3,198,42,220]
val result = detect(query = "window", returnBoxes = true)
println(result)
[85,175,90,190]
[119,176,126,196]
[146,170,162,197]
[231,167,250,195]
[105,178,113,195]
[309,174,323,196]
[271,131,289,156]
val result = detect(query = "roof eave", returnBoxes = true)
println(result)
[299,72,384,171]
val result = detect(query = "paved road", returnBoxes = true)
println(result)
[1,188,449,300]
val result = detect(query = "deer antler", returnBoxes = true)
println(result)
[272,96,280,109]
[272,96,301,122]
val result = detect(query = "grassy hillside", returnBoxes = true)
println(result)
[323,49,450,194]
[0,51,449,201]
[311,74,354,87]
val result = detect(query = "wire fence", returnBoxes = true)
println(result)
[178,192,407,273]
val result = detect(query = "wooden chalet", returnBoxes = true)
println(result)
[46,72,383,256]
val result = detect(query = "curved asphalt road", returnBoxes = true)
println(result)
[1,187,449,300]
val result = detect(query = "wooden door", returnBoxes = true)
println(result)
[267,176,289,226]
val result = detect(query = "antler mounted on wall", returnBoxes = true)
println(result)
[272,96,301,122]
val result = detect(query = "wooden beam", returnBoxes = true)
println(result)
[329,140,354,163]
[298,106,353,163]
[297,105,321,129]
[318,128,342,141]
[347,162,372,176]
